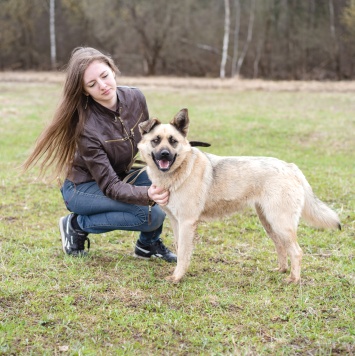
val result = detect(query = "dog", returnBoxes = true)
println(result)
[138,108,341,284]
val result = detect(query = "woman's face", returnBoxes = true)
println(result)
[83,60,117,110]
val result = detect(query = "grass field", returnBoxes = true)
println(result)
[0,74,354,355]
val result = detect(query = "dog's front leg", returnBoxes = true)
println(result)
[166,220,197,283]
[165,211,179,251]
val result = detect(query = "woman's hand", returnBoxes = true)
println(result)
[148,185,169,206]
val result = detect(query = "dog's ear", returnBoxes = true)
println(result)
[170,108,189,137]
[139,118,161,135]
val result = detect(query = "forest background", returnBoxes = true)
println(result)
[2,0,355,80]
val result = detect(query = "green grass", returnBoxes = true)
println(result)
[1,79,354,355]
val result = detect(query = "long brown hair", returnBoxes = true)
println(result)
[22,47,119,180]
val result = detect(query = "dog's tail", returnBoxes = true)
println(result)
[299,169,341,230]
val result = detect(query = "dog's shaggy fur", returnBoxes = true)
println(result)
[138,109,341,284]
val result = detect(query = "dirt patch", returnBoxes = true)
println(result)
[1,71,355,92]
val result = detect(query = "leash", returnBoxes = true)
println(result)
[122,156,154,223]
[123,165,154,225]
[122,166,147,185]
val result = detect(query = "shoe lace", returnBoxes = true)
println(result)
[155,238,169,253]
[75,232,90,251]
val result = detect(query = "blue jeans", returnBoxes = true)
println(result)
[60,170,165,245]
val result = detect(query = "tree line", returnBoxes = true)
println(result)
[1,0,355,80]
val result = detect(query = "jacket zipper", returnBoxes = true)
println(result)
[104,109,145,172]
[105,137,129,143]
[117,107,134,170]
[130,111,144,136]
[104,110,144,144]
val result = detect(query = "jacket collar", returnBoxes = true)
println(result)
[90,87,120,115]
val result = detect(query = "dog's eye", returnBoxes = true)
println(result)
[169,137,177,145]
[152,137,161,144]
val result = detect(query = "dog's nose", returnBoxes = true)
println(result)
[160,150,170,158]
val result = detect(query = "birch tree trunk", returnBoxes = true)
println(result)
[220,0,230,78]
[236,0,256,77]
[231,0,240,77]
[49,0,56,70]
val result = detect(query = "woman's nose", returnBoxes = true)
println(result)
[97,79,106,88]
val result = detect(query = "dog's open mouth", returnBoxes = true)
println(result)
[157,159,171,170]
[152,152,176,172]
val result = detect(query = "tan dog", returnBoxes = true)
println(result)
[138,109,341,284]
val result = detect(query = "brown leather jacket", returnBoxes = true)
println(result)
[67,86,150,205]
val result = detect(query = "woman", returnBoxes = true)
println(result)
[23,47,176,262]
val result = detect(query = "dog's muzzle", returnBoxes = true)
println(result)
[152,150,176,172]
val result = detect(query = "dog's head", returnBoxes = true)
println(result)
[138,108,191,173]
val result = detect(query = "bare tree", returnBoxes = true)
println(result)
[220,0,230,78]
[235,0,256,77]
[231,0,240,78]
[125,1,176,76]
[49,0,56,69]
[329,0,340,78]
[253,37,263,79]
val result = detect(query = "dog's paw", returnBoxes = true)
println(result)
[165,275,182,284]
[284,276,300,284]
[274,267,288,274]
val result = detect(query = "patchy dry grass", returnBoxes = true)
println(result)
[0,73,354,355]
[3,71,355,92]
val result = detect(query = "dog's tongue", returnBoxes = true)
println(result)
[158,160,170,169]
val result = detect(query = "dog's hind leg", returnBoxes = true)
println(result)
[166,220,197,283]
[255,204,288,273]
[256,198,303,284]
[284,237,303,284]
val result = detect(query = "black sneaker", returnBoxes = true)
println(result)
[59,214,90,256]
[134,238,177,263]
